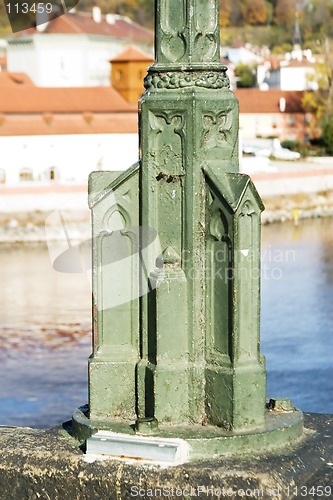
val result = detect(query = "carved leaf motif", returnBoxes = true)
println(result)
[158,0,187,62]
[194,33,218,61]
[149,113,184,175]
[240,201,255,216]
[160,0,185,33]
[203,115,214,129]
[194,0,217,32]
[203,112,233,148]
[105,209,125,233]
[149,112,182,130]
[210,210,227,241]
[161,34,186,63]
[150,114,166,132]
[193,0,218,61]
[171,115,182,128]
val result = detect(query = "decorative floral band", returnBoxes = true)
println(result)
[144,69,230,91]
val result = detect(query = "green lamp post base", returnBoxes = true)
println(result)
[79,0,305,462]
[72,404,303,463]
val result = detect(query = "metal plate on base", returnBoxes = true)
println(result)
[86,431,190,465]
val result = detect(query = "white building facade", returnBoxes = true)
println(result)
[280,61,316,91]
[7,34,131,87]
[6,10,153,87]
[0,132,138,185]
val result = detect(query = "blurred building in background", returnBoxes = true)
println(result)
[0,9,154,187]
[111,45,153,104]
[0,70,139,185]
[236,88,311,143]
[0,11,316,191]
[6,8,153,87]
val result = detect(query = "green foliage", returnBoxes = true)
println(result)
[302,37,333,145]
[94,0,154,27]
[220,25,283,48]
[2,0,333,38]
[2,0,332,41]
[322,114,333,155]
[273,0,295,28]
[265,1,274,24]
[218,0,333,42]
[242,0,268,25]
[280,139,301,151]
[0,2,11,32]
[0,0,155,30]
[234,63,257,88]
[220,0,231,27]
[280,139,327,157]
[271,42,292,54]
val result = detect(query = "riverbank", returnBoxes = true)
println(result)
[1,158,333,241]
[0,208,90,244]
[0,184,90,243]
[262,190,333,224]
[253,156,333,223]
[1,191,333,242]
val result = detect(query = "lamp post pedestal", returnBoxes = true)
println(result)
[72,0,303,461]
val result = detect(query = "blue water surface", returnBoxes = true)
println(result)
[0,217,332,427]
[261,218,333,413]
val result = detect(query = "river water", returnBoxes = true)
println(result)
[0,217,332,428]
[261,218,333,415]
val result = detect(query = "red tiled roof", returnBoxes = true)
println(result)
[220,57,231,66]
[111,45,153,62]
[0,112,138,136]
[281,59,315,68]
[9,10,154,45]
[0,71,34,86]
[235,89,305,114]
[0,86,137,113]
[262,56,280,71]
[0,72,138,135]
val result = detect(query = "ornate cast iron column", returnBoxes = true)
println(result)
[73,0,303,461]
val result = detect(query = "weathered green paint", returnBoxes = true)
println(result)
[203,168,266,429]
[73,0,304,456]
[88,164,140,424]
[136,0,264,431]
[73,404,304,458]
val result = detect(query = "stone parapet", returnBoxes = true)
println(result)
[0,413,331,499]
